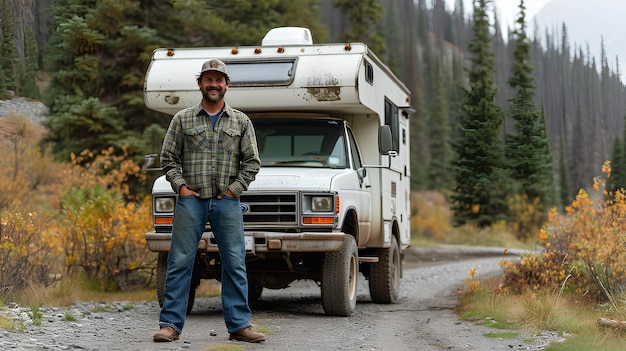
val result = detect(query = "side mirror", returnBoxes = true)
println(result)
[378,125,396,155]
[143,154,161,173]
[144,154,158,168]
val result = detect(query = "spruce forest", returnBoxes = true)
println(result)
[2,0,626,224]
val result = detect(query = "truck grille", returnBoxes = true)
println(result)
[239,193,297,225]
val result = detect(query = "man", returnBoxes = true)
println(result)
[153,59,265,343]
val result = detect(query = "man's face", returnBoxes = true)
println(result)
[199,71,229,103]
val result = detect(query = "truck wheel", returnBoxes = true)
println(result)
[155,251,197,314]
[156,252,167,308]
[187,256,201,315]
[321,235,358,316]
[369,235,400,304]
[248,278,263,308]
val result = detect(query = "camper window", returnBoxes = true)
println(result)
[226,59,296,86]
[384,98,400,153]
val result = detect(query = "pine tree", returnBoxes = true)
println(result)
[451,0,509,227]
[428,59,455,191]
[43,0,328,160]
[0,0,17,98]
[607,136,623,193]
[43,0,171,159]
[505,1,555,221]
[332,0,385,55]
[18,26,40,99]
[557,135,572,208]
[409,0,432,191]
[610,113,626,192]
[173,0,327,47]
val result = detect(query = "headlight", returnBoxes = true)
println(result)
[155,197,176,212]
[311,196,333,212]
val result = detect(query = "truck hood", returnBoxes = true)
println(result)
[249,167,348,191]
[151,167,351,194]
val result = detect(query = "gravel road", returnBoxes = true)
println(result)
[0,245,561,350]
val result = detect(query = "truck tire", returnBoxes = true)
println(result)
[156,252,167,308]
[188,257,201,314]
[248,278,263,308]
[155,251,197,314]
[321,235,358,316]
[368,235,400,304]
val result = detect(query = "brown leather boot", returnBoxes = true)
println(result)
[153,326,179,342]
[229,327,266,343]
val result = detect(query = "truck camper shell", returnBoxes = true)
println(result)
[144,42,410,116]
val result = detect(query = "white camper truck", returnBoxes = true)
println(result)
[144,27,412,317]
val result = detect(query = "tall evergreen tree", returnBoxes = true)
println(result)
[0,0,17,98]
[43,0,170,159]
[607,136,623,193]
[609,113,626,192]
[428,59,454,191]
[505,1,555,221]
[174,0,326,47]
[410,0,432,191]
[332,0,385,55]
[43,0,327,160]
[557,134,572,208]
[18,26,40,99]
[451,0,509,226]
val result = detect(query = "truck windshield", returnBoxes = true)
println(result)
[253,118,349,169]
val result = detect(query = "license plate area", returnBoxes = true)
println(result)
[245,236,255,252]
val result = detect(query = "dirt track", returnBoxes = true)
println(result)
[0,245,560,350]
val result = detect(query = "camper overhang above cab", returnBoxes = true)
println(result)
[143,27,410,116]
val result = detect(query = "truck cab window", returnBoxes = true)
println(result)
[254,118,349,168]
[347,128,363,170]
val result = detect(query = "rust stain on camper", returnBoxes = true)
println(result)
[306,87,341,101]
[164,95,180,105]
[305,75,341,102]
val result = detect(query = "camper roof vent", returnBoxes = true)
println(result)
[261,27,313,46]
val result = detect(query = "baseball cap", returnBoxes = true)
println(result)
[199,58,228,78]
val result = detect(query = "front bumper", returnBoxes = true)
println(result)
[145,231,345,254]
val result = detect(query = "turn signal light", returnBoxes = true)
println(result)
[303,217,334,225]
[155,217,173,225]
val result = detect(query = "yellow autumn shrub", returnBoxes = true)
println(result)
[412,191,453,240]
[500,161,626,302]
[0,112,154,293]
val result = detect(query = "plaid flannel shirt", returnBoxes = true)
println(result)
[160,101,260,198]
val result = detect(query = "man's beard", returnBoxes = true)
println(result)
[202,87,225,103]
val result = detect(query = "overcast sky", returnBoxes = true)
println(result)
[453,0,552,29]
[491,0,552,28]
[449,0,626,79]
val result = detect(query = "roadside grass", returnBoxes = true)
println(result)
[4,274,221,310]
[7,277,156,308]
[29,305,43,326]
[0,314,18,330]
[483,331,519,338]
[410,220,534,250]
[410,191,534,250]
[63,311,77,321]
[457,288,626,350]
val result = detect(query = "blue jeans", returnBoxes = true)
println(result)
[159,195,251,334]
